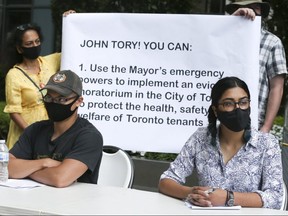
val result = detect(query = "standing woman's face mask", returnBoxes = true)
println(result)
[214,87,251,132]
[21,45,41,59]
[17,29,41,59]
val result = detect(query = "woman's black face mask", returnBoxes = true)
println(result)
[21,45,41,59]
[217,108,251,132]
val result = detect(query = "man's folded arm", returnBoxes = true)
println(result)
[8,153,61,179]
[29,158,88,188]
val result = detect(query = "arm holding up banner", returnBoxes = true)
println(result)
[159,77,283,209]
[225,0,288,133]
[63,10,76,17]
[232,7,256,20]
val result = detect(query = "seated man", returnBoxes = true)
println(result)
[8,70,103,188]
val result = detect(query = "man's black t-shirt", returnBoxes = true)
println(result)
[10,117,103,184]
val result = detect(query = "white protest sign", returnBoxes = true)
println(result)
[61,13,260,153]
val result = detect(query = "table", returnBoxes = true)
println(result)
[0,182,287,215]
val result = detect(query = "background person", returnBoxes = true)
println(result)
[158,76,283,209]
[3,10,75,149]
[8,70,103,188]
[4,23,61,149]
[226,0,287,133]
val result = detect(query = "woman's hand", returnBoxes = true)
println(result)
[186,187,227,207]
[186,186,213,207]
[63,10,76,17]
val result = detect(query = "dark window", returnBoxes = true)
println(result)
[0,1,31,64]
[6,8,31,32]
[6,0,32,5]
[0,0,32,101]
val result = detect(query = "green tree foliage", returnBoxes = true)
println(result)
[0,66,4,101]
[144,152,177,161]
[51,0,207,51]
[0,101,9,140]
[267,0,288,55]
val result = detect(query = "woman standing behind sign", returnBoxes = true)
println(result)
[3,10,76,149]
[158,76,283,209]
[4,23,61,149]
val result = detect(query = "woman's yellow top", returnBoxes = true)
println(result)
[4,53,61,149]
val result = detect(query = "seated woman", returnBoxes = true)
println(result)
[158,76,283,209]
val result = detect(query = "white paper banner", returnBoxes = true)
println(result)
[61,13,260,153]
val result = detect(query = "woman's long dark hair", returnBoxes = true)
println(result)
[3,23,43,74]
[207,76,251,146]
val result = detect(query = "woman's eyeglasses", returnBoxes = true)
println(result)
[218,98,250,112]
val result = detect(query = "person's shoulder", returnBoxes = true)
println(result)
[77,117,103,135]
[75,118,103,146]
[6,66,21,78]
[187,127,209,142]
[251,127,277,140]
[24,120,52,134]
[250,127,279,148]
[184,127,210,152]
[39,52,61,62]
[77,117,94,126]
[194,126,209,135]
[29,119,52,128]
[261,29,283,44]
